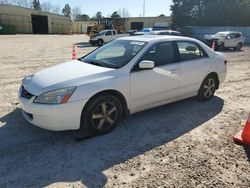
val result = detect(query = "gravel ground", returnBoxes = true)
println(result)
[0,35,249,188]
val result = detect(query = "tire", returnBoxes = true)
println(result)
[97,39,104,46]
[197,75,218,101]
[235,43,242,51]
[81,94,122,135]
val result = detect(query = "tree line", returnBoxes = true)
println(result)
[171,0,250,26]
[0,0,131,21]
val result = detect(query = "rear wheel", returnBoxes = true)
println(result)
[235,43,242,51]
[197,75,217,101]
[81,95,122,135]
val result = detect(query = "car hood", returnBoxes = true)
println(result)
[22,60,114,96]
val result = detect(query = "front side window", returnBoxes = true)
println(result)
[226,33,234,39]
[141,42,175,66]
[81,40,147,69]
[177,41,207,61]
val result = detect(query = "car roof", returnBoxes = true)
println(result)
[216,31,242,34]
[151,30,180,33]
[119,35,196,43]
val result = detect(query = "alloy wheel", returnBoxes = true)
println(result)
[91,102,118,131]
[203,78,216,98]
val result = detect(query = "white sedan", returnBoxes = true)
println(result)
[19,35,227,135]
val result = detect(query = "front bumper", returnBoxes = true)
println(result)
[19,91,88,131]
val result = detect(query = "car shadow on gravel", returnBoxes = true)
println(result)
[244,147,250,162]
[222,49,244,53]
[0,97,224,187]
[74,42,95,48]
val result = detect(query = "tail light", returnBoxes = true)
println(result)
[224,60,228,65]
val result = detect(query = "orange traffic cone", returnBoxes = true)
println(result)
[233,113,250,146]
[212,41,216,51]
[72,45,76,60]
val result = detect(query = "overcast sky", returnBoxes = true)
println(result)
[41,0,172,17]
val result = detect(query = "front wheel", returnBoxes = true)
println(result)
[197,75,217,101]
[81,95,122,135]
[97,39,104,46]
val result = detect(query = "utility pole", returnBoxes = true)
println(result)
[142,0,145,17]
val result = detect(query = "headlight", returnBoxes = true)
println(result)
[34,87,76,104]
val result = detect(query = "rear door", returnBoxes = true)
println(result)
[176,41,211,96]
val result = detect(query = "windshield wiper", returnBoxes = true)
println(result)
[84,59,104,67]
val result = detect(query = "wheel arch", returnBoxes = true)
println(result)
[97,38,104,45]
[83,89,130,118]
[204,72,219,89]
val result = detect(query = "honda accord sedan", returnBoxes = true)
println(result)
[19,35,227,135]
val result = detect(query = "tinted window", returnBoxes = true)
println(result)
[105,31,112,36]
[227,34,234,39]
[234,33,241,38]
[112,31,116,35]
[141,42,175,66]
[177,42,207,61]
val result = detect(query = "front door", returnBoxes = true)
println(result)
[130,42,180,112]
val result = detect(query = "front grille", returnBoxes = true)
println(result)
[21,86,35,99]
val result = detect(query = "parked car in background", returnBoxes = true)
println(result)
[204,31,245,51]
[127,30,137,35]
[146,30,182,36]
[89,29,130,46]
[19,35,227,135]
[133,28,153,36]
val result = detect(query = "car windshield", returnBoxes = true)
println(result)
[98,30,106,35]
[81,40,147,69]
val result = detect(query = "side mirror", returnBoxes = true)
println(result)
[139,60,155,69]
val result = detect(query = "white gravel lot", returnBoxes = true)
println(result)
[0,34,249,188]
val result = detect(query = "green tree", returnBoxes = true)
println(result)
[111,11,121,18]
[95,11,102,21]
[171,0,250,26]
[76,14,90,21]
[32,0,41,11]
[62,4,71,18]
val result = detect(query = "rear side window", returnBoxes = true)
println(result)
[234,33,241,38]
[106,31,112,36]
[141,42,175,66]
[177,41,208,61]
